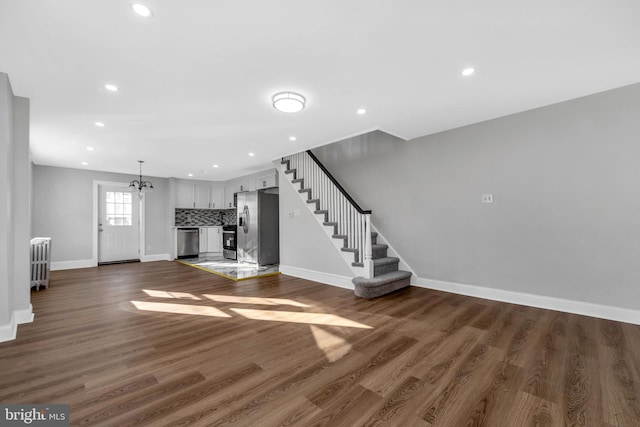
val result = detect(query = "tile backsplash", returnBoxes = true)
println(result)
[175,208,237,226]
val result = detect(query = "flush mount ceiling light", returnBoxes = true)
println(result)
[104,84,118,92]
[357,108,366,115]
[95,121,105,127]
[213,164,219,168]
[289,136,297,141]
[462,67,475,76]
[272,92,306,113]
[129,160,154,192]
[132,3,153,17]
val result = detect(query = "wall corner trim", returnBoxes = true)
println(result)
[279,265,354,290]
[413,276,640,325]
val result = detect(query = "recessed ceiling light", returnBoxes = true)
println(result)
[132,3,153,17]
[213,164,219,168]
[95,122,105,127]
[188,173,193,177]
[289,136,297,141]
[462,67,475,76]
[248,152,255,157]
[105,84,118,92]
[357,108,366,115]
[86,147,94,151]
[272,92,306,113]
[81,162,88,166]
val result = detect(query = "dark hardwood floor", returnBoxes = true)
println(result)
[1,261,639,426]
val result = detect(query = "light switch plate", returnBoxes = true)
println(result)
[482,193,494,204]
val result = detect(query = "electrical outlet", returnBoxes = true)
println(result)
[482,193,494,204]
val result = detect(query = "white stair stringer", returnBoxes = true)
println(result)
[369,224,416,284]
[275,160,366,278]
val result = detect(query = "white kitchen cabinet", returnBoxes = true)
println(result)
[255,170,277,189]
[210,186,224,209]
[237,180,253,193]
[206,227,221,252]
[195,184,211,209]
[176,183,196,208]
[199,228,208,253]
[224,184,236,208]
[198,227,221,253]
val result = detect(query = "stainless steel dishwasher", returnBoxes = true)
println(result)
[177,228,199,258]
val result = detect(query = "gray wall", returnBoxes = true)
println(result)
[0,73,31,336]
[279,171,352,277]
[312,83,640,311]
[33,166,172,263]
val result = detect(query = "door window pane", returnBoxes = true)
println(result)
[106,191,133,226]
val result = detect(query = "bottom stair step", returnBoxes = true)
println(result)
[352,270,412,299]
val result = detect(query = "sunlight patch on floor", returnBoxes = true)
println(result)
[131,301,231,317]
[142,289,201,300]
[310,325,353,362]
[202,294,309,308]
[229,308,373,329]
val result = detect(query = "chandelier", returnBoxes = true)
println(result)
[129,160,154,192]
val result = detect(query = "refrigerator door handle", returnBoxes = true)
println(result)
[242,205,250,234]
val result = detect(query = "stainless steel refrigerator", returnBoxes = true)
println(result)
[237,191,279,264]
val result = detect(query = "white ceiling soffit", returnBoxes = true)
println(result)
[1,0,639,180]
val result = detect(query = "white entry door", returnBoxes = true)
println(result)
[98,185,140,263]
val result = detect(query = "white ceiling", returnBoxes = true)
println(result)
[1,0,639,181]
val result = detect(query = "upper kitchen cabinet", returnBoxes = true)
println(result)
[175,180,225,209]
[210,185,224,209]
[195,184,211,209]
[224,184,236,209]
[236,180,255,193]
[195,184,224,209]
[176,183,196,208]
[255,170,278,189]
[174,169,277,210]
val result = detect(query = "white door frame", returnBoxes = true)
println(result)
[92,180,146,266]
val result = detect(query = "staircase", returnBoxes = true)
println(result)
[278,151,411,299]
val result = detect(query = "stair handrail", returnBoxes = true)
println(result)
[305,150,372,215]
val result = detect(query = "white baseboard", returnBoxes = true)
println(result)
[279,265,354,290]
[15,305,34,324]
[0,314,17,343]
[0,305,34,343]
[141,253,171,262]
[414,276,640,326]
[51,259,96,271]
